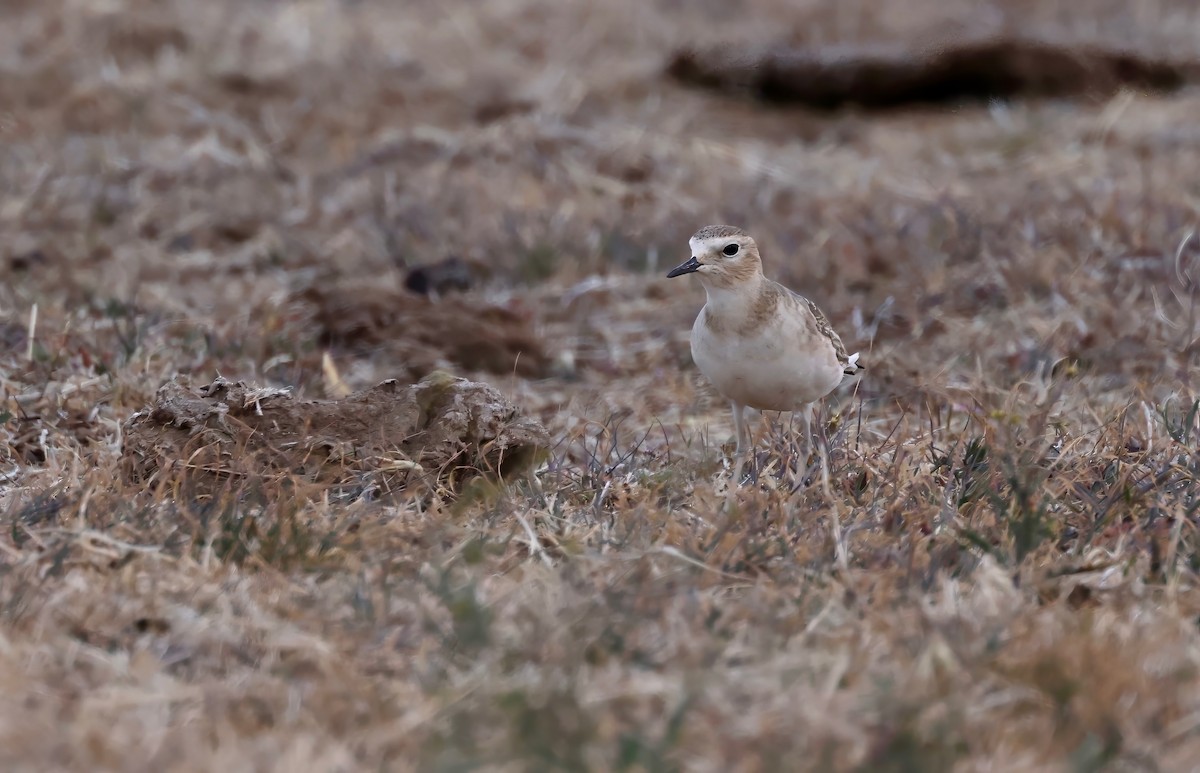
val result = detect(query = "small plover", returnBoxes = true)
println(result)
[667,225,863,474]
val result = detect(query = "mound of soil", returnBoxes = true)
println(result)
[667,37,1197,110]
[121,374,549,496]
[299,281,551,380]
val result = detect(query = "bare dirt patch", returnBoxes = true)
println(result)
[298,279,553,380]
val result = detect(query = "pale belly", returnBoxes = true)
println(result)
[690,316,844,411]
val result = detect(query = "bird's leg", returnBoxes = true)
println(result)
[801,403,814,464]
[731,401,749,484]
[801,402,833,495]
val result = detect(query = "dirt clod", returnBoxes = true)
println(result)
[121,373,549,495]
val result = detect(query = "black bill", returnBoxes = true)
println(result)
[666,256,701,278]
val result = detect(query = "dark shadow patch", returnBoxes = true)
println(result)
[667,37,1198,110]
[403,256,473,297]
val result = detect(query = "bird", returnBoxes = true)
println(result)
[666,225,864,480]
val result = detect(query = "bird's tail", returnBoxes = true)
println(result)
[843,352,865,376]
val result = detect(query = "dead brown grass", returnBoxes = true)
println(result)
[4,0,1200,770]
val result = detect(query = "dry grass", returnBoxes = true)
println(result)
[4,0,1200,769]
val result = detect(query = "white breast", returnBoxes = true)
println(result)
[690,307,845,412]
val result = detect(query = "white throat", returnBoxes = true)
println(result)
[699,273,763,317]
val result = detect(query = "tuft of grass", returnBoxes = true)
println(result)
[427,564,493,654]
[955,436,991,509]
[518,243,562,283]
[188,482,348,571]
[1160,397,1200,445]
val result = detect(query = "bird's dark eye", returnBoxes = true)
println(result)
[722,243,739,256]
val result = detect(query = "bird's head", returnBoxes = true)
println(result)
[666,225,763,289]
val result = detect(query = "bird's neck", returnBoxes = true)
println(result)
[701,274,765,320]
